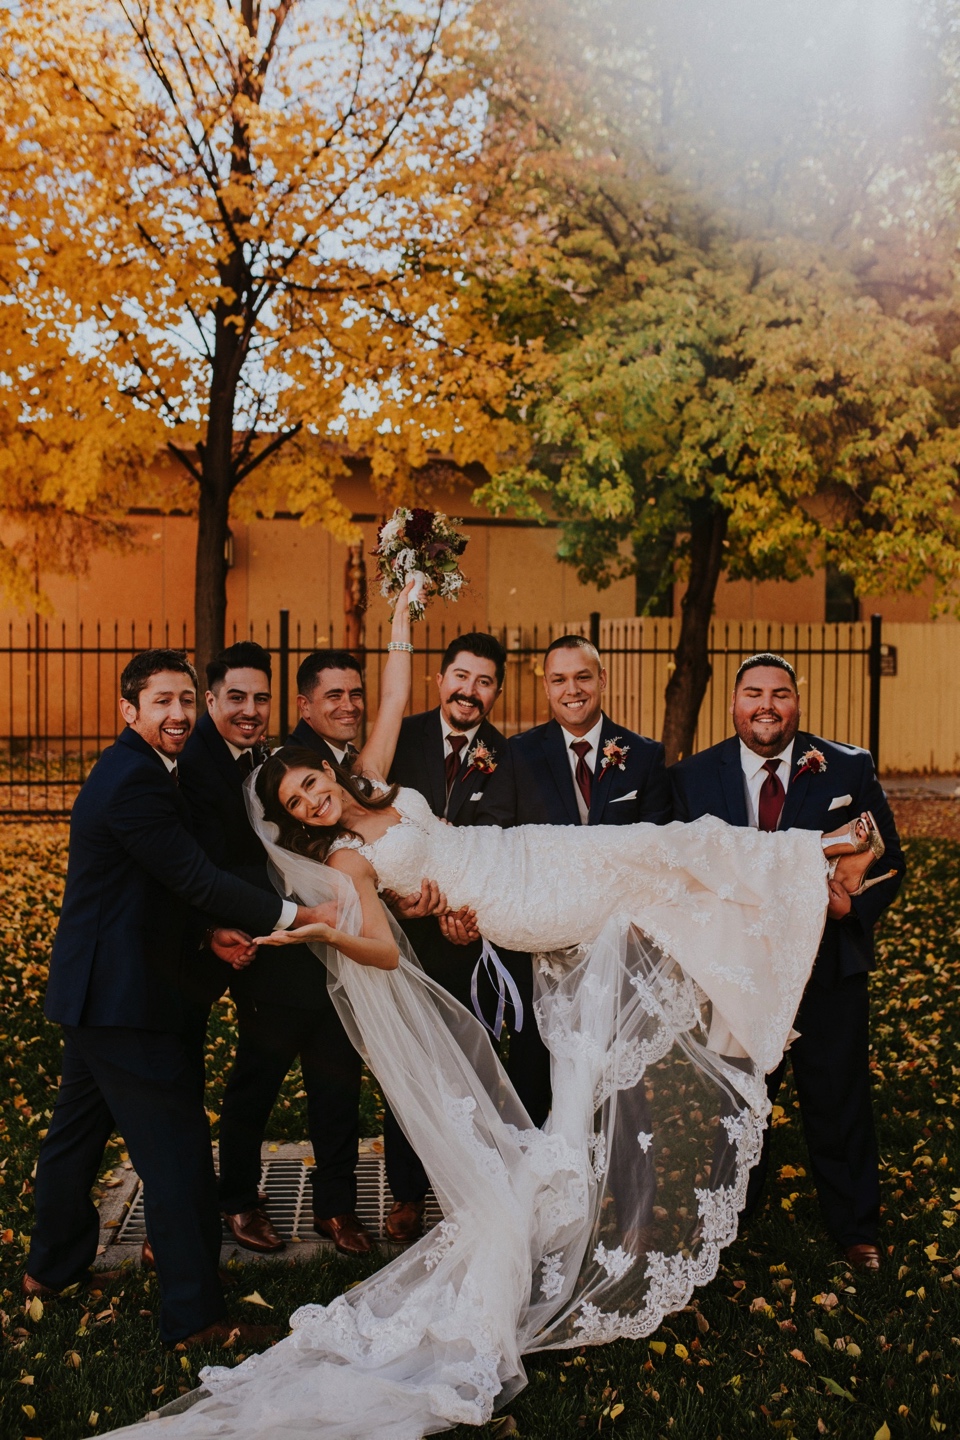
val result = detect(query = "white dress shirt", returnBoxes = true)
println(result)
[560,715,604,825]
[159,741,297,931]
[739,739,795,829]
[441,718,481,767]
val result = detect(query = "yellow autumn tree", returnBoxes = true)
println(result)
[0,0,526,670]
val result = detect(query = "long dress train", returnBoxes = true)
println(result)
[111,787,828,1438]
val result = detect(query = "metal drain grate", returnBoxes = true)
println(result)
[114,1146,443,1246]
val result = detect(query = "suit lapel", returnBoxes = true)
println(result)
[779,732,819,830]
[423,709,448,818]
[719,736,750,827]
[541,719,581,826]
[446,718,482,823]
[201,713,243,796]
[587,714,618,824]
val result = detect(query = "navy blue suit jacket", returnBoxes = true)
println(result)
[493,714,672,828]
[178,714,328,1009]
[45,727,285,1031]
[671,732,905,985]
[288,718,343,768]
[390,709,513,826]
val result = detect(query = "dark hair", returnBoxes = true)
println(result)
[734,652,798,690]
[255,746,398,863]
[543,634,602,668]
[439,632,507,688]
[206,641,273,691]
[296,649,363,698]
[120,649,198,707]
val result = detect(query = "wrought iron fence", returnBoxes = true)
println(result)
[0,612,882,817]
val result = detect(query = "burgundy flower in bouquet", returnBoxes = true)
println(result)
[376,506,469,620]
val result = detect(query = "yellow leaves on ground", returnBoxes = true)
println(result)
[240,1292,273,1309]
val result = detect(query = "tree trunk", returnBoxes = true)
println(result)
[660,503,728,764]
[193,468,231,689]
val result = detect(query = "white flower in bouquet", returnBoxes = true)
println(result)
[375,506,469,621]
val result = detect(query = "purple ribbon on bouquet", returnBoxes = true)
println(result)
[470,938,524,1037]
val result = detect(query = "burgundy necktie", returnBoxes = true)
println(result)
[169,763,179,787]
[445,734,467,796]
[571,740,593,811]
[757,758,785,832]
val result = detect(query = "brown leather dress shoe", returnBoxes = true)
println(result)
[141,1238,155,1269]
[178,1318,280,1349]
[222,1207,286,1254]
[844,1242,882,1273]
[314,1212,373,1257]
[384,1200,425,1245]
[21,1273,59,1301]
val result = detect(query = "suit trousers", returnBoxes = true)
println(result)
[28,1022,225,1344]
[217,997,362,1219]
[384,927,552,1203]
[743,971,880,1245]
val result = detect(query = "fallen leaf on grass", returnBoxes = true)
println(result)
[240,1292,273,1309]
[873,1425,891,1440]
[818,1375,856,1402]
[789,1348,809,1364]
[26,1296,43,1322]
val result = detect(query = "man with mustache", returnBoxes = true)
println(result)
[671,652,905,1273]
[383,633,549,1243]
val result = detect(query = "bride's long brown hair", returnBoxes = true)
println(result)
[256,746,399,863]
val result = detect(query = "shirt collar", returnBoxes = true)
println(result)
[739,737,796,780]
[151,747,179,774]
[441,717,481,752]
[561,714,604,754]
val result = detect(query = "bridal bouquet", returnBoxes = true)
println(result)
[375,506,468,621]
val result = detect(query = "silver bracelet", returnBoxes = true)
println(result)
[387,641,414,653]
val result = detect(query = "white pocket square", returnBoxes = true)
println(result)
[470,791,484,802]
[828,794,853,811]
[610,790,637,803]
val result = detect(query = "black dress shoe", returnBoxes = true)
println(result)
[384,1200,425,1245]
[314,1212,373,1257]
[222,1207,285,1254]
[21,1273,59,1301]
[844,1242,882,1273]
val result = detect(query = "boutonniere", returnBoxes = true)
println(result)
[599,737,630,774]
[462,739,497,780]
[794,746,827,780]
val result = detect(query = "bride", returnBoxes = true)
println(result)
[120,593,889,1439]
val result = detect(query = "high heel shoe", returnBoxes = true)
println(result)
[847,867,898,898]
[821,811,884,860]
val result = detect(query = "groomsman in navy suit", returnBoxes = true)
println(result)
[483,633,672,1240]
[671,652,905,1272]
[179,643,368,1259]
[501,634,673,829]
[383,632,541,1242]
[288,649,365,772]
[26,650,332,1346]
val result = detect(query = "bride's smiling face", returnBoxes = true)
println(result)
[278,764,345,828]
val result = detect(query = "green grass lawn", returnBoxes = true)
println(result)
[0,824,957,1439]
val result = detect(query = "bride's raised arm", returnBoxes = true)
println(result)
[355,575,416,781]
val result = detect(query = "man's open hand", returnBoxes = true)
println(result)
[383,878,448,920]
[294,901,340,928]
[210,928,258,969]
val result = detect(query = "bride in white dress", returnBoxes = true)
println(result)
[120,596,887,1439]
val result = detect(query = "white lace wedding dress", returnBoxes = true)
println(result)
[115,788,829,1439]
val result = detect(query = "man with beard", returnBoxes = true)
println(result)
[179,642,368,1259]
[671,652,905,1273]
[383,632,549,1243]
